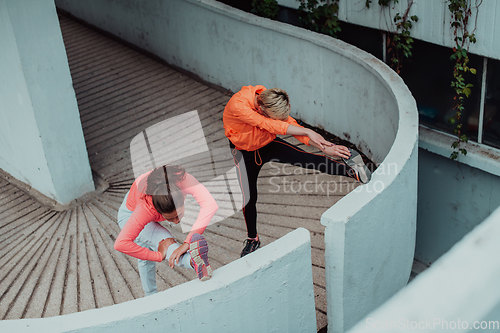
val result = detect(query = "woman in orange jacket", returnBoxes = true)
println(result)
[223,85,371,257]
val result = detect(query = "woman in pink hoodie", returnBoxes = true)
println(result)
[114,165,218,296]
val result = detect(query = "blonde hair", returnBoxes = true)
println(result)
[257,88,290,120]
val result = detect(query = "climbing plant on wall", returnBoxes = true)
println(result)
[389,6,418,74]
[292,0,486,161]
[251,0,280,19]
[366,0,418,74]
[448,0,482,160]
[297,0,341,37]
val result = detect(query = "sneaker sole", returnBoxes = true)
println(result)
[190,235,212,281]
[342,149,371,184]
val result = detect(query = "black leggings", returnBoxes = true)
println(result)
[230,137,350,238]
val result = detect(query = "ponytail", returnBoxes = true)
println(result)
[146,165,186,214]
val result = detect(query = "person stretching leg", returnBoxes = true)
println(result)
[224,86,371,257]
[115,165,218,295]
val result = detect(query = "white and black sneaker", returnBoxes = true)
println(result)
[342,149,371,184]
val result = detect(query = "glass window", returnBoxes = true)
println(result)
[399,39,483,143]
[483,58,500,149]
[337,22,384,61]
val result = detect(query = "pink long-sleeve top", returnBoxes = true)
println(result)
[114,170,218,262]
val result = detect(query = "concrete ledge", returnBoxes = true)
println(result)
[419,125,500,178]
[0,228,315,333]
[347,206,500,332]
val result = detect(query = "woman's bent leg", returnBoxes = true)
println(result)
[137,259,157,296]
[118,193,160,294]
[139,222,191,268]
[164,240,192,269]
[117,193,191,296]
[135,223,192,295]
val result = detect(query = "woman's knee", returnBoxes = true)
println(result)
[165,238,181,258]
[159,238,177,252]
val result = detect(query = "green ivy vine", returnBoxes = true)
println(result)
[388,4,418,73]
[251,0,280,20]
[291,0,485,161]
[297,0,341,38]
[366,0,418,74]
[448,0,482,160]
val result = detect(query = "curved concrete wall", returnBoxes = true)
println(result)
[55,0,402,163]
[54,0,419,331]
[0,228,316,333]
[322,144,417,332]
[347,206,500,333]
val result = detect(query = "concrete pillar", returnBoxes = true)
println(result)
[0,0,94,205]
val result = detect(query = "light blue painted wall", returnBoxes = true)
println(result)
[416,148,500,264]
[347,206,500,333]
[322,75,418,332]
[278,0,500,60]
[0,1,55,195]
[0,228,316,333]
[54,1,419,331]
[55,0,399,163]
[324,144,418,331]
[0,0,94,204]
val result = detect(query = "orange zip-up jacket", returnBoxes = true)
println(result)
[223,85,310,151]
